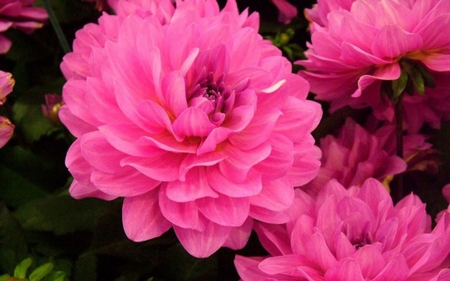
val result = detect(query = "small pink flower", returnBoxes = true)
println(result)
[0,116,14,148]
[0,70,14,105]
[270,0,298,24]
[0,0,48,54]
[236,178,450,280]
[304,118,406,195]
[60,0,322,258]
[298,0,450,132]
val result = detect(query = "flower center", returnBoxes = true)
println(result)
[351,233,372,250]
[188,71,234,115]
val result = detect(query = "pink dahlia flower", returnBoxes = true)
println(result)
[236,178,450,280]
[304,118,406,195]
[298,0,450,132]
[0,0,48,54]
[60,0,322,258]
[270,0,298,24]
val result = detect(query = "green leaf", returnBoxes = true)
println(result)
[14,194,108,235]
[14,258,32,278]
[73,254,97,281]
[0,204,28,274]
[12,96,55,144]
[391,69,408,100]
[43,271,66,281]
[0,274,11,281]
[29,263,54,281]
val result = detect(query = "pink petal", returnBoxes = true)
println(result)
[172,107,216,139]
[372,25,423,59]
[234,256,275,281]
[159,185,205,230]
[223,218,253,250]
[122,188,172,242]
[121,152,185,182]
[207,167,262,197]
[69,180,117,201]
[174,221,231,258]
[254,223,292,256]
[161,71,188,117]
[249,177,294,212]
[372,254,409,281]
[166,167,219,202]
[91,168,160,197]
[197,194,250,227]
[325,259,365,281]
[219,142,271,183]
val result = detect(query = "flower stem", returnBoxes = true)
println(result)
[393,94,404,202]
[43,0,71,54]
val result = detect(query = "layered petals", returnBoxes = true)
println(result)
[61,0,321,258]
[235,178,450,280]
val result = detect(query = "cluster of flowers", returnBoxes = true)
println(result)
[2,0,449,279]
[0,0,48,148]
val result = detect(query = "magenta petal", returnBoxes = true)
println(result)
[325,259,365,281]
[161,71,188,117]
[372,25,423,59]
[353,63,401,97]
[166,168,219,202]
[159,184,205,230]
[234,256,274,281]
[121,152,184,182]
[223,218,253,250]
[249,177,294,212]
[258,254,303,275]
[174,221,231,258]
[122,188,172,242]
[197,194,250,227]
[79,131,123,173]
[207,167,262,197]
[91,168,160,197]
[172,107,216,139]
[254,223,292,256]
[69,180,117,201]
[372,254,409,281]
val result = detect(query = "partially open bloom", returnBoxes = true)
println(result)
[236,178,450,280]
[60,0,322,258]
[299,0,450,132]
[0,70,14,104]
[270,0,298,24]
[41,94,62,125]
[0,0,48,54]
[0,116,14,148]
[304,118,406,195]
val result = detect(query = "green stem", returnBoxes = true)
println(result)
[393,94,404,202]
[43,0,71,54]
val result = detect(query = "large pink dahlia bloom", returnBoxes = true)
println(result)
[60,0,322,258]
[236,178,450,280]
[298,0,450,132]
[304,118,406,195]
[0,0,48,54]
